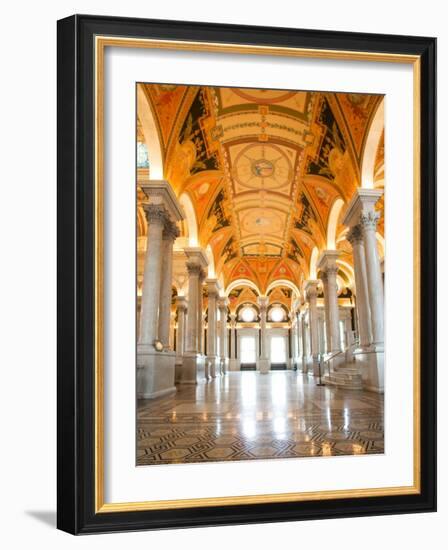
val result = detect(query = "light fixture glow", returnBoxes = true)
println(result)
[241,306,256,323]
[270,306,285,322]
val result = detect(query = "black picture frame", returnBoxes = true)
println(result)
[57,14,436,534]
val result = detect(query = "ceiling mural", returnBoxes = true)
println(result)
[144,84,189,147]
[335,93,383,161]
[137,83,385,293]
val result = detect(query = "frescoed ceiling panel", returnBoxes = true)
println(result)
[334,93,383,160]
[143,84,189,147]
[138,83,384,292]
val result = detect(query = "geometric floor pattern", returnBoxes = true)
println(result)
[137,371,384,466]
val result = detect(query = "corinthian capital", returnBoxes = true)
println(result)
[360,211,380,231]
[186,261,202,276]
[143,204,169,226]
[326,265,339,278]
[346,224,363,246]
[304,280,318,301]
[257,296,269,312]
[163,220,180,241]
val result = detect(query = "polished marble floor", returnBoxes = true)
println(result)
[137,372,384,465]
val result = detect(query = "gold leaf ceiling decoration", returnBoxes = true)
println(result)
[137,83,384,296]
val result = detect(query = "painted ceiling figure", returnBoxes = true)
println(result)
[137,83,385,310]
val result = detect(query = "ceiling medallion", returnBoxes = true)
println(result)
[251,159,275,178]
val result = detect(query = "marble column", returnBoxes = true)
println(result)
[289,313,297,369]
[361,212,384,347]
[320,273,332,353]
[158,221,180,349]
[169,310,176,350]
[347,224,372,348]
[175,296,187,358]
[257,296,270,373]
[181,248,209,384]
[317,251,341,353]
[218,298,229,374]
[138,204,167,348]
[185,261,201,353]
[174,296,187,383]
[342,188,384,392]
[317,310,326,355]
[206,279,220,377]
[343,308,354,362]
[296,312,303,369]
[229,313,238,371]
[301,313,308,373]
[305,280,320,375]
[197,270,206,357]
[137,180,184,400]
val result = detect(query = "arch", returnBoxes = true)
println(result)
[178,192,198,246]
[376,232,385,259]
[265,279,301,299]
[336,260,355,287]
[137,205,147,237]
[137,85,164,179]
[309,246,319,280]
[225,279,261,297]
[205,244,216,278]
[361,98,384,189]
[326,198,345,249]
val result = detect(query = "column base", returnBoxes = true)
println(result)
[174,356,183,384]
[355,348,384,393]
[220,358,229,375]
[180,352,206,384]
[306,354,321,377]
[229,358,240,371]
[206,355,220,378]
[257,358,270,374]
[137,347,176,399]
[299,357,308,374]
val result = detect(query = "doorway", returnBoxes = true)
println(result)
[270,335,287,369]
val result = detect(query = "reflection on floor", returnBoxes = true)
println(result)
[137,371,384,465]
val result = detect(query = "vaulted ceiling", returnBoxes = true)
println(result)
[137,83,383,294]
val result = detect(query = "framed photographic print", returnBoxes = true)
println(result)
[57,14,436,534]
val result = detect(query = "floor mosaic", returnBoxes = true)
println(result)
[137,371,384,465]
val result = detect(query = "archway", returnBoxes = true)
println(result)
[178,192,199,246]
[225,279,261,297]
[326,198,345,249]
[361,98,384,189]
[136,85,164,180]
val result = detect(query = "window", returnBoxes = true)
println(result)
[240,306,256,323]
[270,336,286,363]
[270,306,285,322]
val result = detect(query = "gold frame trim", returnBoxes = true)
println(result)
[94,35,421,514]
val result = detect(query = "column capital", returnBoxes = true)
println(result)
[175,295,188,311]
[317,250,340,273]
[257,296,269,311]
[342,188,383,228]
[140,180,184,222]
[206,278,221,295]
[360,211,380,231]
[186,261,203,276]
[346,224,363,246]
[304,280,319,301]
[163,220,180,241]
[184,247,209,268]
[218,297,229,310]
[143,203,169,226]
